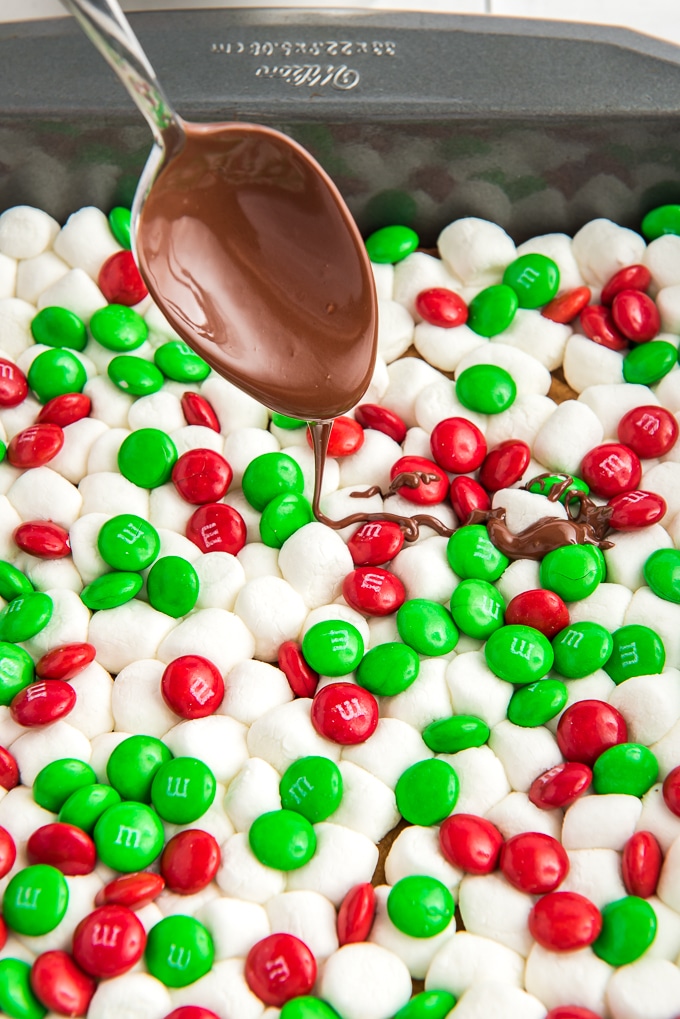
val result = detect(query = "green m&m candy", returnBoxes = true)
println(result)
[97,513,160,571]
[393,990,457,1019]
[0,561,33,601]
[59,783,122,833]
[0,592,52,643]
[641,204,680,240]
[109,206,132,249]
[154,340,210,382]
[0,959,46,1019]
[271,412,306,430]
[280,998,341,1019]
[90,304,147,351]
[422,715,490,754]
[526,473,589,505]
[145,914,214,987]
[146,556,199,617]
[507,679,568,727]
[117,427,177,488]
[0,643,34,705]
[644,548,680,603]
[396,599,458,656]
[151,756,216,824]
[108,354,164,396]
[593,743,658,797]
[365,224,418,263]
[356,642,420,696]
[3,865,68,936]
[302,620,364,676]
[33,758,96,813]
[242,452,305,511]
[456,364,516,414]
[280,756,343,823]
[552,621,614,679]
[623,340,677,385]
[604,624,665,684]
[387,875,455,938]
[447,524,509,582]
[27,348,86,402]
[539,544,605,602]
[503,252,560,308]
[395,759,459,826]
[31,306,87,351]
[80,570,143,611]
[260,492,314,548]
[467,284,518,337]
[94,800,164,872]
[106,734,173,802]
[450,579,505,639]
[485,624,554,684]
[249,809,316,870]
[593,896,657,965]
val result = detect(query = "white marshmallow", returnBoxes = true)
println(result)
[610,668,680,746]
[223,427,280,485]
[516,231,585,291]
[111,658,177,737]
[458,872,534,955]
[377,299,414,362]
[455,342,552,398]
[607,957,680,1019]
[301,604,370,646]
[341,717,432,789]
[11,720,91,787]
[88,601,177,674]
[127,391,186,433]
[492,487,567,534]
[384,824,462,892]
[369,884,456,979]
[147,483,194,534]
[645,234,680,289]
[22,587,90,659]
[285,443,339,503]
[0,299,36,359]
[194,551,245,612]
[426,931,524,997]
[0,496,23,561]
[200,375,269,433]
[163,715,249,785]
[392,250,461,316]
[266,889,338,960]
[489,720,563,792]
[7,465,82,528]
[390,535,458,603]
[496,308,571,371]
[53,207,121,278]
[562,793,643,850]
[220,659,292,725]
[604,525,673,592]
[217,829,286,904]
[16,251,69,305]
[88,731,131,783]
[447,983,547,1019]
[646,896,680,962]
[36,267,107,322]
[84,377,134,429]
[560,848,627,908]
[156,608,255,674]
[47,416,109,484]
[525,943,613,1016]
[657,834,680,914]
[572,218,646,285]
[495,558,542,603]
[563,334,624,393]
[624,587,680,671]
[79,472,149,518]
[331,761,399,842]
[446,652,513,727]
[66,661,114,739]
[196,896,270,959]
[0,254,16,300]
[247,698,340,773]
[169,424,224,458]
[567,582,633,630]
[382,657,453,730]
[337,428,402,494]
[287,821,379,905]
[371,260,394,300]
[382,356,447,428]
[485,790,562,841]
[638,785,680,854]
[223,757,282,832]
[449,746,511,817]
[642,462,680,525]
[414,379,487,434]
[320,942,412,1019]
[168,958,265,1019]
[438,217,516,285]
[0,786,54,847]
[278,522,353,610]
[579,382,659,440]
[413,321,486,373]
[532,399,604,474]
[485,393,556,449]
[88,973,172,1019]
[657,287,680,333]
[402,425,433,459]
[234,576,306,661]
[0,206,59,259]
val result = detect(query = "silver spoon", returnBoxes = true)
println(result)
[60,0,378,421]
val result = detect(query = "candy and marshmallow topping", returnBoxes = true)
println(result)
[0,202,680,1018]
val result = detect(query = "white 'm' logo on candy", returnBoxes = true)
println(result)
[118,523,144,545]
[189,677,213,704]
[0,364,14,379]
[200,522,222,548]
[638,413,659,435]
[619,643,639,667]
[266,956,291,983]
[357,523,383,539]
[515,266,540,289]
[166,777,190,798]
[115,825,140,848]
[23,683,47,701]
[16,887,41,909]
[336,698,365,721]
[510,637,535,660]
[599,453,625,477]
[360,573,384,592]
[622,490,646,504]
[561,629,583,648]
[480,595,501,618]
[329,631,351,653]
[286,776,313,804]
[92,924,122,948]
[167,944,191,969]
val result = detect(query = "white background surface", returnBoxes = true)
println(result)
[5,0,680,48]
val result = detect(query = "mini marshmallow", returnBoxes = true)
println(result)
[382,356,448,428]
[485,393,556,449]
[331,761,399,842]
[286,822,379,906]
[525,943,613,1016]
[390,535,459,603]
[384,824,462,892]
[0,394,43,445]
[392,250,462,316]
[369,884,456,979]
[0,206,59,259]
[579,382,659,440]
[456,342,552,398]
[447,745,511,817]
[516,231,585,291]
[413,321,486,373]
[337,428,403,493]
[68,512,110,586]
[367,613,401,649]
[382,657,453,730]
[567,582,633,630]
[0,254,16,300]
[377,299,415,362]
[196,896,270,959]
[223,757,282,832]
[147,483,195,533]
[320,942,412,1019]
[402,425,434,459]
[278,522,353,609]
[642,462,680,525]
[606,957,680,1019]
[572,218,646,285]
[438,217,516,285]
[426,932,524,998]
[193,551,246,611]
[489,720,563,792]
[66,661,114,740]
[156,608,255,674]
[11,720,92,787]
[562,793,643,850]
[16,251,69,305]
[0,786,55,846]
[84,378,134,429]
[24,588,90,658]
[371,260,394,300]
[458,872,535,956]
[36,267,107,322]
[88,972,172,1019]
[47,417,109,484]
[301,603,370,646]
[644,234,680,289]
[532,399,604,475]
[111,659,177,737]
[79,472,149,519]
[563,334,624,393]
[0,299,36,360]
[7,465,82,528]
[638,785,680,854]
[655,369,680,413]
[234,576,306,661]
[169,424,224,457]
[341,717,433,789]
[382,492,456,539]
[247,698,341,772]
[164,715,249,785]
[624,587,680,670]
[610,668,680,746]
[492,487,567,534]
[445,983,547,1019]
[88,601,178,674]
[200,375,269,433]
[155,884,220,919]
[496,308,571,371]
[495,557,542,603]
[604,525,673,591]
[546,670,616,734]
[646,896,680,962]
[318,487,385,542]
[266,889,338,960]
[220,660,292,725]
[88,731,132,783]
[16,555,82,596]
[652,720,680,781]
[127,391,186,433]
[658,284,680,333]
[223,427,280,485]
[446,652,513,728]
[53,206,121,278]
[485,791,562,841]
[559,848,627,909]
[144,302,180,340]
[414,374,492,434]
[0,495,23,560]
[168,958,265,1019]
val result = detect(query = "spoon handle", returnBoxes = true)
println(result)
[59,0,183,148]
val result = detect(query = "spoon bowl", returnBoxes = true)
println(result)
[61,0,378,421]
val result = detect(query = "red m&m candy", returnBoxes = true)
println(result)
[556,700,627,765]
[36,642,96,681]
[27,823,96,876]
[430,416,486,474]
[172,448,233,504]
[611,289,660,342]
[161,655,224,719]
[607,490,666,531]
[529,891,602,952]
[10,679,76,727]
[541,286,591,324]
[0,358,28,407]
[14,520,70,559]
[505,589,569,639]
[415,287,468,328]
[617,404,678,458]
[347,520,404,566]
[95,872,165,911]
[601,264,651,305]
[165,1010,220,1019]
[579,305,628,351]
[580,443,641,498]
[662,764,680,817]
[354,404,407,444]
[186,502,246,555]
[7,423,64,468]
[622,830,662,898]
[0,747,19,790]
[245,933,316,1006]
[311,683,378,745]
[337,883,376,945]
[529,762,592,810]
[545,1008,603,1019]
[307,416,364,457]
[277,640,319,698]
[73,904,146,978]
[449,476,491,522]
[181,391,220,431]
[98,250,148,305]
[30,950,96,1017]
[500,832,569,894]
[342,567,405,617]
[161,829,220,895]
[390,455,448,504]
[439,814,503,874]
[479,439,531,491]
[37,392,91,427]
[0,825,16,879]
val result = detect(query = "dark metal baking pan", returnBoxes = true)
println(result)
[1,9,680,242]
